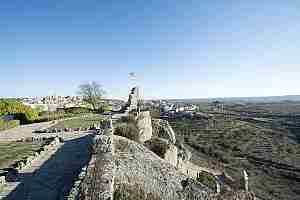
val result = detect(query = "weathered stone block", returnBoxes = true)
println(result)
[136,111,152,143]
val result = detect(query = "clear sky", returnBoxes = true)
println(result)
[1,0,300,99]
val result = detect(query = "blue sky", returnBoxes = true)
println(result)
[1,0,300,99]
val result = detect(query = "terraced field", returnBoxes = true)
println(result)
[169,116,300,200]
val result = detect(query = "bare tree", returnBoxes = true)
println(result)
[77,81,106,110]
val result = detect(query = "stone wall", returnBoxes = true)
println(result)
[79,121,115,200]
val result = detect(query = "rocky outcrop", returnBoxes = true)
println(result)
[136,111,152,143]
[79,132,256,200]
[114,136,256,200]
[114,135,211,199]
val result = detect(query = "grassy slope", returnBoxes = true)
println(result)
[170,117,300,200]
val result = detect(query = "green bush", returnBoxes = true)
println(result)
[114,123,140,142]
[0,119,20,131]
[119,114,136,124]
[0,100,38,124]
[99,104,112,113]
[64,107,93,114]
[196,172,216,190]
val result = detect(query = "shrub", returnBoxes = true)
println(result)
[64,107,92,114]
[0,100,38,124]
[114,123,140,142]
[119,114,136,124]
[34,112,75,123]
[0,119,20,131]
[196,172,216,190]
[98,104,113,113]
[144,137,170,158]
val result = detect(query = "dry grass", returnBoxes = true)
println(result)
[114,183,161,200]
[144,137,170,158]
[114,123,140,142]
[0,141,44,169]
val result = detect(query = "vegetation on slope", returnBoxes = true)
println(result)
[0,100,38,124]
[170,116,300,200]
[114,115,140,142]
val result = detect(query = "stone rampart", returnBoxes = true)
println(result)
[79,120,115,200]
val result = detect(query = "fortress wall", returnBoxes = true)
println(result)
[79,121,115,200]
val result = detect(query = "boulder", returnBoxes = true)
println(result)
[164,144,178,167]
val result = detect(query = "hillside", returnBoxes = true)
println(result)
[169,116,300,200]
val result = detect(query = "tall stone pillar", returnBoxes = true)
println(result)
[216,181,221,194]
[243,170,249,192]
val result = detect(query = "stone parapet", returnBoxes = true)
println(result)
[80,123,115,200]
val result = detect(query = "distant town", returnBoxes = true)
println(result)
[19,96,124,112]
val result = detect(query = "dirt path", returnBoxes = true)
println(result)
[0,133,93,200]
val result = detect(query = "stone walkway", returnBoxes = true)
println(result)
[0,132,93,200]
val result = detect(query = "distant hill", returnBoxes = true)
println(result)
[165,95,300,104]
